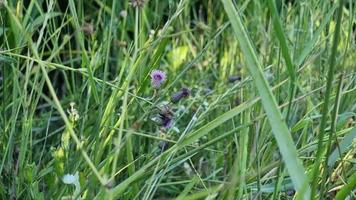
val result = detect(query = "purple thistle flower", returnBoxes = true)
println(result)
[150,70,166,89]
[158,114,173,129]
[171,87,190,103]
[156,106,174,129]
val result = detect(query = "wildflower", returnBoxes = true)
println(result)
[228,75,241,83]
[171,87,190,103]
[62,173,78,184]
[150,70,166,89]
[62,172,81,200]
[154,105,174,129]
[130,0,146,8]
[158,113,173,129]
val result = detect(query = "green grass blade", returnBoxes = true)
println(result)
[221,0,310,198]
[267,0,296,82]
[310,0,345,197]
[267,0,297,121]
[295,4,337,67]
[100,99,258,199]
[334,172,356,200]
[68,0,99,103]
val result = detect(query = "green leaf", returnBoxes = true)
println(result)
[335,173,356,200]
[249,178,294,193]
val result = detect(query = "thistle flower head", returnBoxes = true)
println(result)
[158,106,173,129]
[150,70,166,89]
[152,105,174,129]
[159,115,173,129]
[171,87,190,103]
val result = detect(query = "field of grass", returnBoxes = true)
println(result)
[0,0,355,199]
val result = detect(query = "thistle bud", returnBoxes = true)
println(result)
[171,87,190,103]
[228,75,241,83]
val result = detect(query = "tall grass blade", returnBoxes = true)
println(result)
[221,0,310,198]
[100,99,257,198]
[310,0,344,198]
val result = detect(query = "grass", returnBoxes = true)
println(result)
[0,0,355,199]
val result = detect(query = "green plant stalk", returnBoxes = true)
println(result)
[1,14,5,136]
[101,0,117,110]
[109,89,128,200]
[68,0,99,103]
[221,0,310,198]
[175,176,199,200]
[267,0,297,121]
[125,131,139,196]
[334,172,356,200]
[110,89,128,178]
[4,2,106,186]
[237,114,249,199]
[310,0,344,198]
[320,73,344,197]
[17,0,52,178]
[0,12,8,176]
[237,91,249,199]
[226,149,240,200]
[272,167,286,200]
[95,100,256,199]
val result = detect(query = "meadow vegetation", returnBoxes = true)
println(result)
[0,0,355,199]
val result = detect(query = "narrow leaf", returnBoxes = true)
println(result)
[221,0,310,198]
